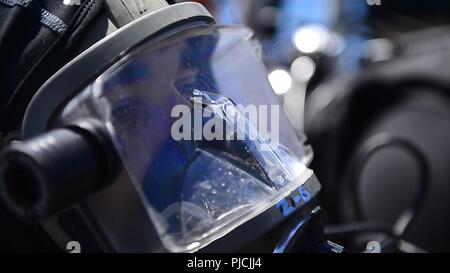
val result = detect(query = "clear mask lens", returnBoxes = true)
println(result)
[60,25,313,252]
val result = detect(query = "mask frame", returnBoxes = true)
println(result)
[15,2,321,253]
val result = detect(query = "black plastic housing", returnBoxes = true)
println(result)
[0,123,117,221]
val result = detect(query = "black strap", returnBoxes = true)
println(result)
[0,0,104,135]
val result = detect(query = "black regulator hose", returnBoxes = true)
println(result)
[0,120,118,222]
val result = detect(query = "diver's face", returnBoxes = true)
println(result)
[106,41,200,182]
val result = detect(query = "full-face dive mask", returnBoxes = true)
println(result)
[0,2,322,253]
